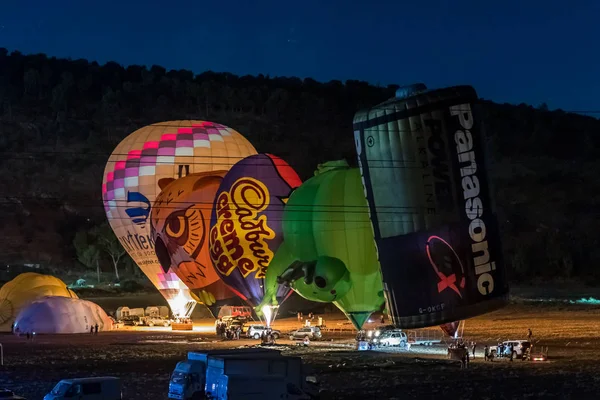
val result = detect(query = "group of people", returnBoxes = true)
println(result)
[89,324,99,335]
[297,312,315,321]
[215,319,242,340]
[447,340,477,356]
[447,340,475,369]
[260,328,277,345]
[11,323,34,340]
[484,342,521,362]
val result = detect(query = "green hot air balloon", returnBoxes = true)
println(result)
[260,160,385,329]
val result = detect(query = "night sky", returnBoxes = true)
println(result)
[1,0,598,112]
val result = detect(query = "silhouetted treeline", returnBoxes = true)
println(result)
[1,48,599,284]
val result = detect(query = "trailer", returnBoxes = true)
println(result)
[406,328,444,346]
[144,306,169,318]
[115,306,145,321]
[527,345,549,362]
[168,348,283,399]
[205,353,317,400]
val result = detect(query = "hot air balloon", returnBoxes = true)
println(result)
[102,120,257,318]
[208,154,302,325]
[149,171,238,317]
[262,160,385,330]
[353,84,508,329]
[440,320,463,339]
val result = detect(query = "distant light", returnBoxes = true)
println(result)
[192,326,213,333]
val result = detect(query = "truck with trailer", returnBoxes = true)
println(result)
[168,348,318,399]
[367,327,443,348]
[205,353,317,399]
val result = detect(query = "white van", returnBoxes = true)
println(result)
[43,377,122,400]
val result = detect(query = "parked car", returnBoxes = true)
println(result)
[372,329,407,347]
[142,316,171,327]
[122,316,141,326]
[366,325,397,339]
[289,327,322,341]
[246,324,281,339]
[489,340,532,359]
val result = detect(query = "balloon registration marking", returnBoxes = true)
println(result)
[210,177,276,279]
[425,235,466,298]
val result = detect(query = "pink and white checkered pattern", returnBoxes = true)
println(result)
[102,121,239,218]
[101,120,257,294]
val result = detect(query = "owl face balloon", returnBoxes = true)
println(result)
[150,172,236,313]
[209,153,302,307]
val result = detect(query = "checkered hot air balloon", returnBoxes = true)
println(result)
[102,121,257,317]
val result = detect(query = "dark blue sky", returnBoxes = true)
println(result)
[1,0,598,112]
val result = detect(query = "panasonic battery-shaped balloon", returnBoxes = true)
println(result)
[353,84,508,329]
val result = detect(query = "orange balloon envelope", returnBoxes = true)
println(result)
[151,172,237,314]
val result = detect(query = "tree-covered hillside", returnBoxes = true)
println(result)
[1,48,599,284]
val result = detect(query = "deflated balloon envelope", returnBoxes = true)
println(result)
[209,153,302,308]
[353,84,508,328]
[0,273,78,332]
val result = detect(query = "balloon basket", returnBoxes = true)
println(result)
[172,322,193,331]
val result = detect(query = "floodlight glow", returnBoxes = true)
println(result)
[260,305,280,328]
[262,305,273,328]
[168,289,197,318]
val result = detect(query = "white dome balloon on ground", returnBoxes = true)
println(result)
[0,273,78,332]
[14,296,113,334]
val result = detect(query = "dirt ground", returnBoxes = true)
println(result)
[2,302,600,399]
